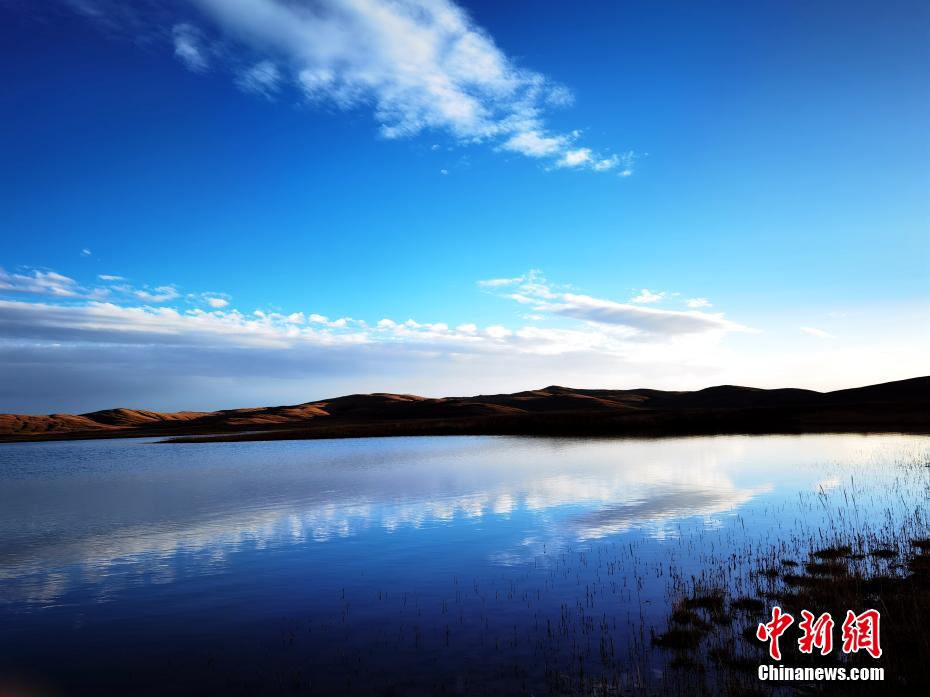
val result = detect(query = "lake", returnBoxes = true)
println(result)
[1,434,928,695]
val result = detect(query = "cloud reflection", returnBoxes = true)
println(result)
[1,434,897,607]
[569,485,769,540]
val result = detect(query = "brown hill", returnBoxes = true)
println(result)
[81,408,212,427]
[0,376,927,443]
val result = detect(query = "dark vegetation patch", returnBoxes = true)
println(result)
[811,544,852,560]
[730,597,765,613]
[682,592,726,613]
[652,627,705,651]
[803,559,847,575]
[653,536,930,695]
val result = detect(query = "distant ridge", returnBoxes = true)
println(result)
[0,376,927,443]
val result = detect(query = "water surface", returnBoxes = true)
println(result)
[1,434,927,694]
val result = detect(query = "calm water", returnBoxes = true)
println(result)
[1,434,928,695]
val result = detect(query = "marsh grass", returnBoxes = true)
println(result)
[118,439,929,696]
[653,541,930,694]
[651,446,930,695]
[270,443,930,696]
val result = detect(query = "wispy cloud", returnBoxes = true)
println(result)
[64,0,629,173]
[235,59,281,98]
[1,265,748,345]
[477,275,525,289]
[616,151,637,177]
[488,271,751,337]
[0,296,574,354]
[3,266,926,412]
[189,291,233,309]
[630,288,665,304]
[0,268,81,298]
[134,285,180,303]
[800,326,834,339]
[501,131,565,158]
[548,294,750,336]
[552,148,636,174]
[6,269,213,306]
[686,298,712,309]
[0,267,748,363]
[172,22,209,73]
[555,148,628,173]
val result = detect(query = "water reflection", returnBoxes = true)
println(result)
[0,434,918,607]
[570,485,768,539]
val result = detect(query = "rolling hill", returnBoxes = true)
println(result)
[0,376,927,443]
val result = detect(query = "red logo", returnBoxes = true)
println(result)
[757,606,794,660]
[798,610,834,655]
[756,608,881,659]
[841,609,882,659]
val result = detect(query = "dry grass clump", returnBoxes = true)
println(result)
[653,536,930,695]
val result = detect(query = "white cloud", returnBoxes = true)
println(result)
[0,266,746,364]
[0,269,193,306]
[617,151,637,177]
[0,298,510,353]
[134,285,180,303]
[0,268,81,297]
[477,275,524,288]
[501,130,565,158]
[58,0,632,173]
[686,298,712,309]
[559,147,593,168]
[631,289,665,304]
[549,294,751,336]
[554,148,634,174]
[172,23,209,73]
[800,326,834,339]
[81,248,92,256]
[197,292,232,309]
[512,269,561,299]
[236,59,280,97]
[1,267,742,359]
[555,148,636,177]
[485,325,512,339]
[592,156,620,172]
[3,266,927,411]
[483,271,751,337]
[96,0,624,172]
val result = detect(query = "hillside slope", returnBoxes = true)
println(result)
[1,376,927,443]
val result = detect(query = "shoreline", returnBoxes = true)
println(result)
[3,377,927,445]
[1,403,927,445]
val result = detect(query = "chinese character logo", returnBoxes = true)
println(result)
[756,606,794,660]
[798,610,834,655]
[841,609,882,658]
[756,607,881,659]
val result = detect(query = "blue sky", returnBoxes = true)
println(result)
[1,0,928,412]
